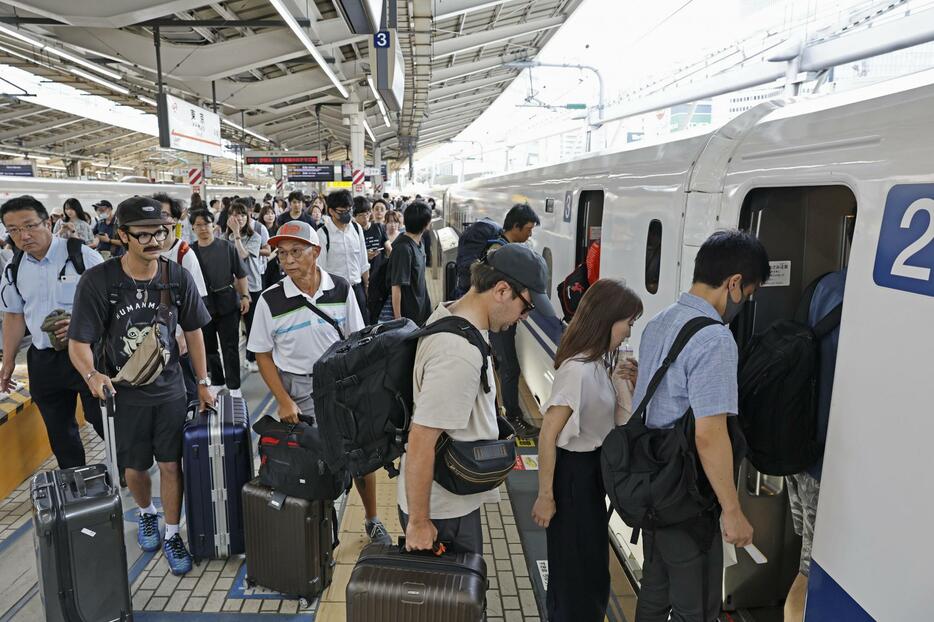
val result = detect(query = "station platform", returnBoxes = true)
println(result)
[0,362,636,621]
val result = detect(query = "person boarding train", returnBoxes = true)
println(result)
[247,220,392,545]
[533,279,642,622]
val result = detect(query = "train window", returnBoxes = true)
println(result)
[542,247,554,294]
[645,220,662,294]
[545,198,555,214]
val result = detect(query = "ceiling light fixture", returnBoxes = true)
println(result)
[268,0,349,99]
[366,75,392,128]
[362,118,376,143]
[0,24,122,81]
[138,95,158,107]
[222,118,271,143]
[68,67,130,95]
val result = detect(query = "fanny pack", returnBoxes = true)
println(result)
[112,262,173,387]
[433,416,516,495]
[253,414,351,501]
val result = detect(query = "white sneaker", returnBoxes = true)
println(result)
[229,388,242,398]
[247,362,259,373]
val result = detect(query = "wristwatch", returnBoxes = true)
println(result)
[197,377,211,387]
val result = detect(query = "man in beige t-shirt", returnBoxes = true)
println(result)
[399,244,551,554]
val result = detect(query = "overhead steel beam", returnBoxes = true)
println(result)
[69,131,146,152]
[428,74,513,102]
[427,91,498,113]
[0,108,50,125]
[433,0,511,21]
[432,16,563,59]
[23,125,108,148]
[0,117,81,142]
[430,52,527,85]
[1,0,214,29]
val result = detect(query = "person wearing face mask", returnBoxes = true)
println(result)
[532,279,642,622]
[317,190,370,323]
[630,229,769,622]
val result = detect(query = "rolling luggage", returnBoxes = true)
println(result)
[99,389,120,489]
[346,541,487,621]
[242,479,338,607]
[31,464,133,622]
[182,393,253,562]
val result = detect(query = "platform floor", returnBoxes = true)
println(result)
[0,364,636,622]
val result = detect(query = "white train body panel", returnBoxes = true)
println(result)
[446,71,934,620]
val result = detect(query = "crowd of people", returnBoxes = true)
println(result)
[0,186,839,622]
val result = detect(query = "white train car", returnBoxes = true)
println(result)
[0,177,190,212]
[445,69,934,620]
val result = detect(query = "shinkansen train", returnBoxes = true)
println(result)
[441,69,934,620]
[0,177,268,210]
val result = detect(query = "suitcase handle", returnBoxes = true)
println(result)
[71,467,107,498]
[397,537,447,556]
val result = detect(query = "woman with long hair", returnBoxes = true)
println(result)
[383,209,402,247]
[257,205,278,235]
[53,197,95,245]
[532,279,643,622]
[224,201,264,373]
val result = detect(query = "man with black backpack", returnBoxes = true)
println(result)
[0,195,104,468]
[630,230,768,622]
[318,189,370,323]
[68,196,214,577]
[401,244,551,554]
[248,220,392,546]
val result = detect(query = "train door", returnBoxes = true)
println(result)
[724,185,857,611]
[575,190,604,265]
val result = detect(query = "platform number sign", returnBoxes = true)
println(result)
[873,184,934,297]
[374,31,390,48]
[563,191,573,223]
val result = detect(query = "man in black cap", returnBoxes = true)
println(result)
[92,200,123,257]
[68,196,213,577]
[400,243,549,555]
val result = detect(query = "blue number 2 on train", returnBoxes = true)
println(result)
[873,184,934,297]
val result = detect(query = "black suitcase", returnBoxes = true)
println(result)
[182,394,253,562]
[31,464,133,622]
[346,542,487,621]
[242,478,338,607]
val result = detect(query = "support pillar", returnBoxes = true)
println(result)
[345,91,366,196]
[372,145,383,197]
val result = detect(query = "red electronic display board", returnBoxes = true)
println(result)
[245,155,319,164]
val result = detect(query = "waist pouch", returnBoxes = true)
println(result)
[208,284,239,316]
[434,417,516,495]
[253,415,351,501]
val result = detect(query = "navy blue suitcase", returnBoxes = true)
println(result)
[183,394,253,562]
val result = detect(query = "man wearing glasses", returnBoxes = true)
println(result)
[317,190,370,323]
[0,195,105,468]
[68,196,213,576]
[248,220,392,546]
[400,244,549,555]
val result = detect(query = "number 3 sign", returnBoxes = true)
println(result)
[873,184,934,297]
[374,31,390,48]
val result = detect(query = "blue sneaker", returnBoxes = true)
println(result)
[163,534,193,576]
[137,512,161,552]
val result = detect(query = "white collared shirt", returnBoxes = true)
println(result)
[317,216,369,286]
[247,268,364,374]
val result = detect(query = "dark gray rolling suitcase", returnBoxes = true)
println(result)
[31,464,133,622]
[242,478,338,607]
[346,542,487,621]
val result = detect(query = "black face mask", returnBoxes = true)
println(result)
[722,279,748,323]
[336,211,352,225]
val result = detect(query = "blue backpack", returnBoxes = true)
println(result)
[452,218,503,298]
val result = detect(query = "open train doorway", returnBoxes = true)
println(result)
[724,185,857,614]
[575,190,604,266]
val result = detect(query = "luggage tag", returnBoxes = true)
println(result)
[268,490,288,511]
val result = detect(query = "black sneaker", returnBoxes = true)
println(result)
[507,413,540,440]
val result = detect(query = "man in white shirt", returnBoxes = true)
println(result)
[248,220,391,545]
[317,190,370,323]
[156,193,208,402]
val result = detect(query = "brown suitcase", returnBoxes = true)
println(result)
[242,478,337,606]
[346,542,487,621]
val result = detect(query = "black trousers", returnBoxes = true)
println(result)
[546,448,609,622]
[203,309,242,389]
[27,346,103,469]
[398,507,483,555]
[635,517,723,622]
[490,324,520,417]
[243,290,261,362]
[352,281,369,325]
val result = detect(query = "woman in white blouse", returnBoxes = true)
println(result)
[532,279,643,622]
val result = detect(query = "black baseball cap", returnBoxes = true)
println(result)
[92,200,113,210]
[115,196,173,227]
[486,244,553,314]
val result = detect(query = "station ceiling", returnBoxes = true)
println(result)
[0,0,582,180]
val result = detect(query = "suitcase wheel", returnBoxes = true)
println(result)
[299,598,310,609]
[246,578,256,588]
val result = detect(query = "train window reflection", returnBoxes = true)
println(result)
[645,220,662,294]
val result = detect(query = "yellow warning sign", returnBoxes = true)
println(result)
[515,438,536,448]
[327,181,352,189]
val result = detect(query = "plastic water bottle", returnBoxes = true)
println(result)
[618,340,634,365]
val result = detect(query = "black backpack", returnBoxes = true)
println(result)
[737,275,843,476]
[452,218,503,298]
[312,315,490,477]
[556,262,589,322]
[602,317,743,541]
[366,258,391,322]
[3,237,85,304]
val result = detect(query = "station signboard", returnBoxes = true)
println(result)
[287,164,336,182]
[0,164,34,177]
[157,93,222,158]
[245,150,320,165]
[368,28,404,111]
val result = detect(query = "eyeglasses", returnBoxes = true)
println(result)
[6,220,47,236]
[124,227,169,245]
[513,289,535,314]
[278,247,310,260]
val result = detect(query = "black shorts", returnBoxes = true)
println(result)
[114,394,188,471]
